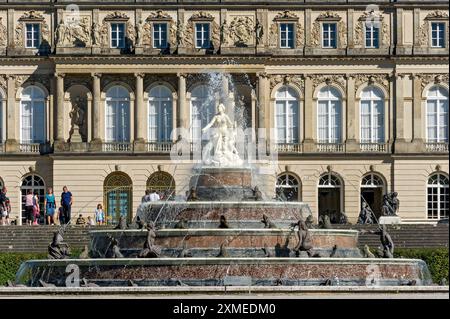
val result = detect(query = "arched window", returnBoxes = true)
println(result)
[317,86,342,143]
[318,172,343,223]
[426,86,449,143]
[275,86,299,144]
[148,85,173,142]
[360,87,385,143]
[146,171,176,200]
[427,173,449,220]
[191,85,215,140]
[276,173,300,201]
[103,172,133,224]
[20,174,45,224]
[361,173,386,217]
[20,86,46,143]
[105,86,130,142]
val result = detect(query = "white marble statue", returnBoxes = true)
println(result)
[201,103,243,167]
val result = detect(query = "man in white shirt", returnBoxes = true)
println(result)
[149,190,160,202]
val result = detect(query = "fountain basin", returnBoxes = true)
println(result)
[16,258,432,287]
[137,201,312,227]
[89,229,361,258]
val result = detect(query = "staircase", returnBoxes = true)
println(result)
[0,224,448,253]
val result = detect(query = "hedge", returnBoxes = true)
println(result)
[0,248,448,286]
[394,248,449,284]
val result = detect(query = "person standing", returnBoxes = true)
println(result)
[24,190,34,225]
[44,187,56,225]
[60,186,73,224]
[32,193,40,225]
[0,187,8,226]
[95,203,105,225]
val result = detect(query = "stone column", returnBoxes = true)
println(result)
[345,75,358,152]
[394,74,407,153]
[134,73,146,144]
[91,73,102,150]
[412,74,425,151]
[5,75,18,152]
[178,73,187,130]
[257,72,269,137]
[55,73,65,142]
[303,75,315,152]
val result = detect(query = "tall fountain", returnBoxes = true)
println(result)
[15,72,432,288]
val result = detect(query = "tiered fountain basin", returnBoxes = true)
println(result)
[16,258,432,287]
[89,229,361,258]
[137,201,312,229]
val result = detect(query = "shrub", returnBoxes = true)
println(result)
[394,248,449,284]
[0,253,46,286]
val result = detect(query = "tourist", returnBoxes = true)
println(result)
[0,187,8,226]
[44,187,56,225]
[87,216,96,226]
[76,214,86,226]
[141,190,151,203]
[57,206,64,225]
[25,190,34,226]
[60,186,73,224]
[3,197,11,225]
[32,192,40,225]
[149,189,160,202]
[95,204,105,225]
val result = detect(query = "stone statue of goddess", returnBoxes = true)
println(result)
[201,103,243,167]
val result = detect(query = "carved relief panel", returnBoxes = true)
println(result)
[55,14,92,48]
[227,15,255,47]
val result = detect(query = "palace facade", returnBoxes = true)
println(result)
[0,0,448,225]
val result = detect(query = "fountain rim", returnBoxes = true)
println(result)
[18,257,428,267]
[88,228,360,236]
[138,201,311,207]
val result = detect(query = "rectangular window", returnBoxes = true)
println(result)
[431,22,446,48]
[110,23,126,48]
[153,23,168,49]
[322,23,337,48]
[280,23,295,49]
[195,23,210,49]
[365,23,380,48]
[25,23,40,48]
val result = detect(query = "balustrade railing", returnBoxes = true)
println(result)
[102,142,133,152]
[359,143,389,153]
[316,143,345,153]
[19,143,45,153]
[146,142,174,153]
[275,143,303,153]
[425,142,449,153]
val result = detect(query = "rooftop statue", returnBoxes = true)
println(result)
[201,103,243,167]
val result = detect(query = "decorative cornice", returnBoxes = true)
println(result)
[310,74,346,92]
[420,73,450,89]
[316,11,342,21]
[147,10,172,21]
[18,10,45,22]
[104,12,130,22]
[189,11,215,21]
[270,74,304,91]
[354,74,390,93]
[425,10,449,20]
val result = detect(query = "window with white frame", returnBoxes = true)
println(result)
[191,85,215,141]
[105,86,130,142]
[275,86,299,144]
[280,23,295,49]
[365,23,380,48]
[195,23,210,49]
[148,85,173,142]
[426,86,449,143]
[317,86,342,143]
[110,23,126,48]
[20,86,46,144]
[25,23,41,48]
[427,173,449,220]
[431,22,446,48]
[322,23,337,48]
[276,173,300,201]
[153,23,168,49]
[360,86,385,144]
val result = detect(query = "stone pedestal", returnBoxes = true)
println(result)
[92,46,101,55]
[89,139,103,152]
[70,126,83,143]
[134,46,144,55]
[4,139,19,152]
[379,216,402,225]
[53,140,69,152]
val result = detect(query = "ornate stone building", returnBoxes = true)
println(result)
[0,0,448,225]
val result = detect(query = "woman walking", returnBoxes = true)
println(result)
[32,192,40,225]
[44,188,56,225]
[25,190,34,226]
[95,203,105,225]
